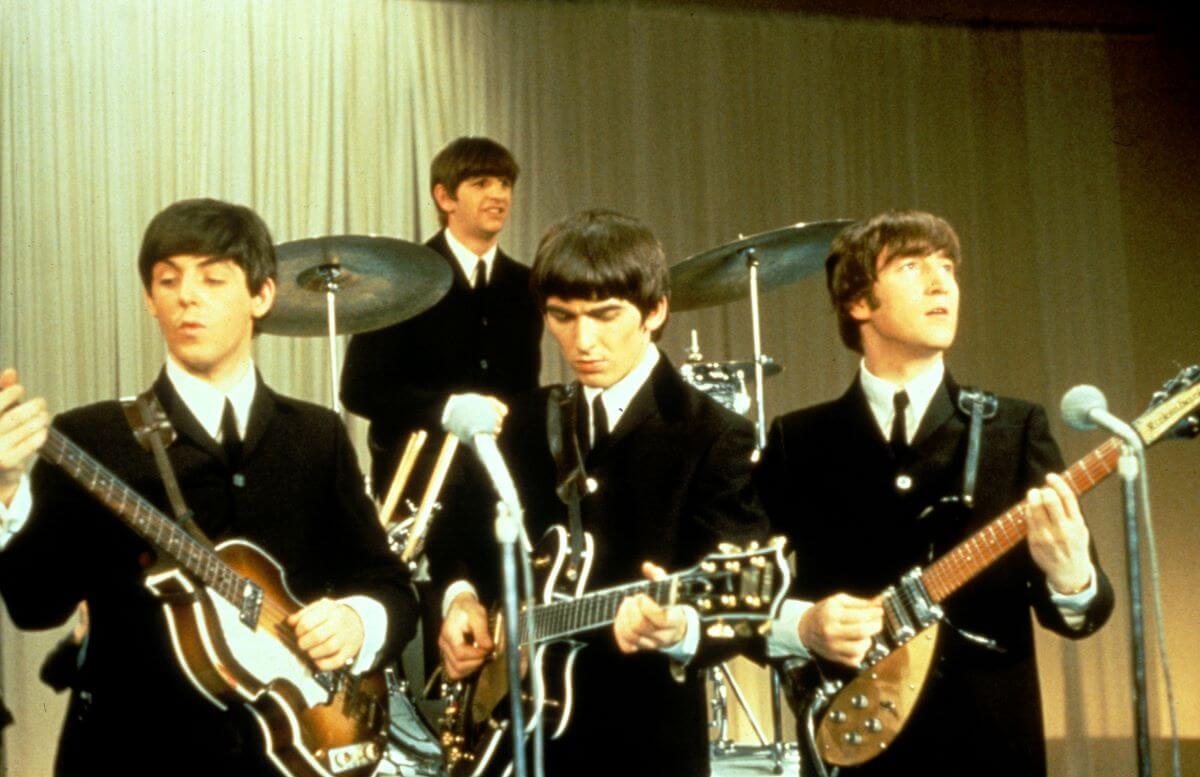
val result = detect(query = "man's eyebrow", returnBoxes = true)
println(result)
[199,256,235,269]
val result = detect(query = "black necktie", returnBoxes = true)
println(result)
[890,390,910,459]
[220,399,241,467]
[471,258,485,289]
[591,394,610,453]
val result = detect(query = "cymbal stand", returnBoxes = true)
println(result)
[297,263,348,415]
[744,247,768,450]
[741,245,789,773]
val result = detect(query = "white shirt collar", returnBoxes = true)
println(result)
[858,357,945,444]
[164,356,258,442]
[580,344,660,442]
[443,227,498,285]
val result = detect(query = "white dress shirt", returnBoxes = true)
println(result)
[444,227,498,286]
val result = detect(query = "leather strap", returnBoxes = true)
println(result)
[121,389,213,549]
[547,384,589,581]
[955,386,998,507]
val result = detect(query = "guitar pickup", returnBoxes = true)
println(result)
[239,580,264,628]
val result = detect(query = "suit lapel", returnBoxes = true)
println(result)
[911,377,956,450]
[589,357,679,462]
[151,369,276,466]
[241,374,277,461]
[428,230,474,291]
[152,371,224,462]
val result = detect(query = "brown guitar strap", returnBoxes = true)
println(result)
[121,389,214,549]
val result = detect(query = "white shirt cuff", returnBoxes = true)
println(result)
[658,606,701,664]
[766,598,814,660]
[0,475,33,549]
[338,595,389,673]
[1047,563,1098,630]
[442,580,479,618]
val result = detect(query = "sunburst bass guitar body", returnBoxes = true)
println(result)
[38,429,390,777]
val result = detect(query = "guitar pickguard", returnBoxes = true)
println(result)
[815,622,940,766]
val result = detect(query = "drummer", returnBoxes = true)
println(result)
[340,136,543,494]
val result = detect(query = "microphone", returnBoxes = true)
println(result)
[441,394,526,544]
[1060,385,1143,449]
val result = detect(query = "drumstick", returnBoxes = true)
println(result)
[402,433,459,562]
[378,430,427,528]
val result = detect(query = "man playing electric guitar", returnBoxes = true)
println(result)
[429,209,768,775]
[0,199,418,776]
[755,210,1114,776]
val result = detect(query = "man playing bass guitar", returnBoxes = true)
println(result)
[0,199,418,776]
[755,210,1114,776]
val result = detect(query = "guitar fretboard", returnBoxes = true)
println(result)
[41,429,247,607]
[518,577,676,645]
[920,437,1122,602]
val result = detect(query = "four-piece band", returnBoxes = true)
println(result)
[0,135,1195,777]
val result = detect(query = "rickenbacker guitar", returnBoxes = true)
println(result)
[39,428,389,777]
[439,525,791,777]
[790,365,1200,770]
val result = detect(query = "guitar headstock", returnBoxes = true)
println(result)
[673,536,791,639]
[1133,364,1200,446]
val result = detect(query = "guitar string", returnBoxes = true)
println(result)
[921,437,1120,602]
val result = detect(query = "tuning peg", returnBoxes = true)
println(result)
[770,535,787,551]
[707,622,735,639]
[718,542,741,554]
[743,594,762,608]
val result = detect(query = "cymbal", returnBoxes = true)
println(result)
[682,357,782,381]
[260,235,453,337]
[669,220,853,311]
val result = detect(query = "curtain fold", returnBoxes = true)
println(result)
[3,2,1191,774]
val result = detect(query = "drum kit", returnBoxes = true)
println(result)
[259,219,850,775]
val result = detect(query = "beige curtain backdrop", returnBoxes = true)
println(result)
[2,1,1197,775]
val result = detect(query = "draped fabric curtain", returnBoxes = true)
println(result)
[3,2,1196,774]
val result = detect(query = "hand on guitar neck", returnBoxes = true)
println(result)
[1025,472,1093,595]
[0,368,51,508]
[613,561,689,654]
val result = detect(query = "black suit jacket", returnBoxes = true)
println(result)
[429,355,768,776]
[755,375,1113,776]
[0,373,417,776]
[340,230,542,492]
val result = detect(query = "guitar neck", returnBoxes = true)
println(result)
[920,436,1122,603]
[41,429,246,606]
[518,576,677,645]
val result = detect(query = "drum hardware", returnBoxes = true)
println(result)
[260,235,452,413]
[376,667,445,776]
[681,330,782,417]
[673,220,850,774]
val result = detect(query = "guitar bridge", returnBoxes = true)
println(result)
[876,567,942,660]
[239,580,264,628]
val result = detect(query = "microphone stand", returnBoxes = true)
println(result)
[1118,443,1152,777]
[494,499,530,777]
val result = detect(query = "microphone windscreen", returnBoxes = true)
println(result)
[442,393,503,441]
[1060,384,1107,431]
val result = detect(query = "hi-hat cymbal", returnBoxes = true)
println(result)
[685,357,783,380]
[669,220,852,311]
[260,235,452,337]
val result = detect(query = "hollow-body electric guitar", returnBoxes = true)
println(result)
[39,428,389,777]
[439,525,791,776]
[790,365,1200,769]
